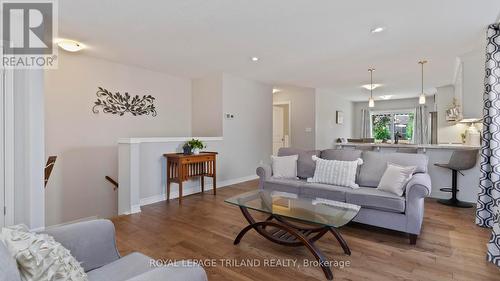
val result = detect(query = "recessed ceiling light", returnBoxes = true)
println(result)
[57,39,85,52]
[379,95,393,100]
[251,57,259,62]
[361,84,382,90]
[370,27,385,33]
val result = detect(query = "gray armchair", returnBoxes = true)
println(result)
[1,219,208,281]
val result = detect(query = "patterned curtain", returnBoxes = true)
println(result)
[360,109,371,138]
[476,23,500,267]
[413,105,429,145]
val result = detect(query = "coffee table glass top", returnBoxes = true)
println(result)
[225,190,360,228]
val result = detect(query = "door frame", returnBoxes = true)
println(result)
[272,101,292,148]
[0,58,15,226]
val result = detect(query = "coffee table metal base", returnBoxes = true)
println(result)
[233,206,351,280]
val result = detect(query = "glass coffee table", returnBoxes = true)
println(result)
[225,189,360,280]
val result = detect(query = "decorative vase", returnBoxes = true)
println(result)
[183,146,192,155]
[192,148,200,155]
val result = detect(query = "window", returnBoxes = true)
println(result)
[370,110,415,143]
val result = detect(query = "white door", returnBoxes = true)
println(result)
[273,106,285,155]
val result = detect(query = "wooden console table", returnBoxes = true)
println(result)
[163,152,217,203]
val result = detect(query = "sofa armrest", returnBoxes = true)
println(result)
[405,173,432,235]
[405,173,432,199]
[42,219,120,272]
[256,163,272,189]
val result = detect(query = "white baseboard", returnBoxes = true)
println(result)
[138,175,258,207]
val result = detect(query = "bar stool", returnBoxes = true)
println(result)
[434,149,479,208]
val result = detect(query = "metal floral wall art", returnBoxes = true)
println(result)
[92,87,157,116]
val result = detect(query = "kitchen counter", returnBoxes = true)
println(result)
[337,142,480,150]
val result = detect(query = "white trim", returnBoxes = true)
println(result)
[369,108,417,142]
[118,136,223,144]
[4,68,14,226]
[273,101,292,147]
[0,56,14,227]
[138,175,258,208]
[369,108,416,115]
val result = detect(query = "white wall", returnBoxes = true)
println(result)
[352,97,435,139]
[192,74,223,136]
[273,85,315,150]
[315,89,354,149]
[44,52,192,226]
[436,85,467,144]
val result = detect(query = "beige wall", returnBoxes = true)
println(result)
[45,52,192,225]
[460,48,485,119]
[273,85,315,150]
[221,73,273,178]
[192,74,223,136]
[315,89,354,149]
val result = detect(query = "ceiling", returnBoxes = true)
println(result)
[58,0,500,101]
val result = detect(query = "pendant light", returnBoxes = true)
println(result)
[368,68,375,108]
[418,60,427,104]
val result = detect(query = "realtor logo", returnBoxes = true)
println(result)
[1,0,58,68]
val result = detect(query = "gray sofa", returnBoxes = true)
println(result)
[0,219,208,281]
[257,148,432,244]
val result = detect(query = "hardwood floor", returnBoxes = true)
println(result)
[112,180,500,281]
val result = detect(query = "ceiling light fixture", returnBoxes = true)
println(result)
[251,57,259,62]
[368,68,375,108]
[361,83,382,91]
[370,27,385,33]
[418,60,428,104]
[57,39,85,52]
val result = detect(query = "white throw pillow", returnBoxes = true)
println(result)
[0,224,88,281]
[307,156,363,188]
[377,163,416,196]
[271,154,299,179]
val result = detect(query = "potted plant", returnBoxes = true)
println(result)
[183,138,206,155]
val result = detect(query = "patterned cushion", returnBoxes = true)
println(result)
[307,156,362,188]
[278,148,320,179]
[0,224,88,281]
